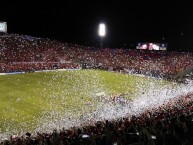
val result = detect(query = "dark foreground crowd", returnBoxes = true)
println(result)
[1,93,193,145]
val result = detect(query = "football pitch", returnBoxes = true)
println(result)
[0,69,188,137]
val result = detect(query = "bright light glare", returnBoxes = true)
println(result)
[98,23,106,37]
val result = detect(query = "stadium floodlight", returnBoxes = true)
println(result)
[98,23,106,49]
[99,23,106,37]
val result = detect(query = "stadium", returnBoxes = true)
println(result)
[1,22,193,145]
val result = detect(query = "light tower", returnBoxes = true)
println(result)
[98,23,106,49]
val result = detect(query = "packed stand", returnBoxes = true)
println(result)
[1,34,193,78]
[0,34,80,73]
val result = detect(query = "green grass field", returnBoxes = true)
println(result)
[0,69,177,136]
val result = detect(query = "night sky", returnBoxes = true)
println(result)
[0,0,193,51]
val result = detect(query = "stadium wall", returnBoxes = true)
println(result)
[0,68,81,75]
[0,72,25,75]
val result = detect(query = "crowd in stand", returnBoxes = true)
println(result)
[1,34,193,144]
[0,34,80,72]
[1,33,193,78]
